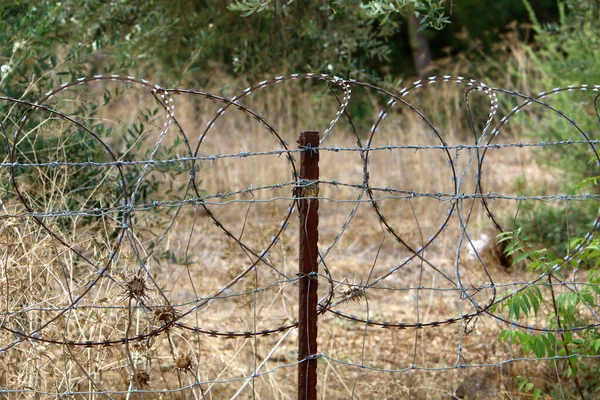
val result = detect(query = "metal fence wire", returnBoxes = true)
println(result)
[0,73,600,399]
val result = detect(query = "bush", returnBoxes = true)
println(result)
[512,0,600,251]
[497,228,600,398]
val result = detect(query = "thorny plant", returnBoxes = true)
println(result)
[124,271,151,302]
[337,279,366,304]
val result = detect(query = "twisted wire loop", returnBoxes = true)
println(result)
[0,72,600,396]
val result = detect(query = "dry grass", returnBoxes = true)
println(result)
[0,68,596,400]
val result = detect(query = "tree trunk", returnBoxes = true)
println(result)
[407,11,432,78]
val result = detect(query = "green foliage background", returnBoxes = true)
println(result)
[0,0,557,89]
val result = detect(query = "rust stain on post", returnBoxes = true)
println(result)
[297,131,319,400]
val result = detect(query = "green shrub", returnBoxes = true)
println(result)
[496,228,600,398]
[512,0,600,251]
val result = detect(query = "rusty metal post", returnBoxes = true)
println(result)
[297,131,319,400]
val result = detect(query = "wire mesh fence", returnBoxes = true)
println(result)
[0,73,599,399]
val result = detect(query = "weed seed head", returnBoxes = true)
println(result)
[339,284,365,303]
[125,275,149,301]
[174,353,194,373]
[133,370,151,387]
[153,306,178,325]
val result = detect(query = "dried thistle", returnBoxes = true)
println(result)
[124,272,150,301]
[338,283,365,304]
[174,353,194,373]
[153,306,179,325]
[132,369,151,387]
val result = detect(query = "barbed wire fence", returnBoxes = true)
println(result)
[0,73,599,399]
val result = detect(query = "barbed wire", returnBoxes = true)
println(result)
[3,139,600,170]
[1,189,598,222]
[1,72,600,397]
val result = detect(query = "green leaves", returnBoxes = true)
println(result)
[514,375,544,399]
[503,286,543,320]
[500,330,558,359]
[497,227,600,396]
[361,0,451,30]
[227,0,274,17]
[413,0,451,30]
[497,228,557,272]
[227,0,453,73]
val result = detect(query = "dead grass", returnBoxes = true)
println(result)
[0,68,596,399]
